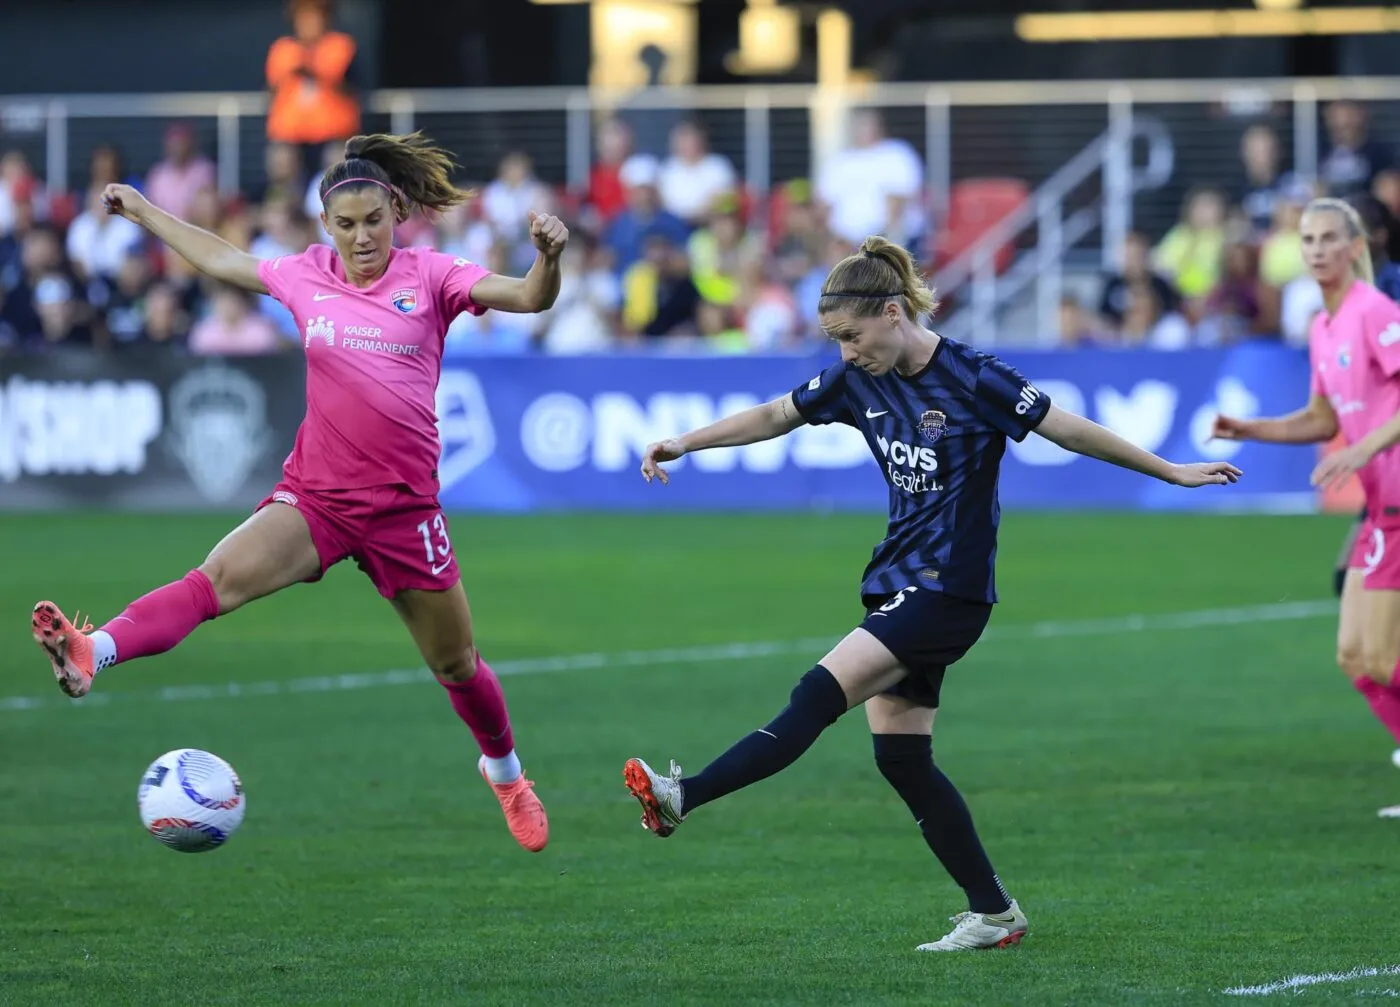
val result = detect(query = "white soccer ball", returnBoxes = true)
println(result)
[137,748,246,853]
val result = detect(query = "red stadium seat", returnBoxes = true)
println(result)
[765,185,789,249]
[46,191,79,231]
[931,178,1029,275]
[735,184,756,229]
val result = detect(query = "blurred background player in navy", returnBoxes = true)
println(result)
[623,235,1241,952]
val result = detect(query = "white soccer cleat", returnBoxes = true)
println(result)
[623,757,685,838]
[916,900,1029,951]
[1378,804,1400,819]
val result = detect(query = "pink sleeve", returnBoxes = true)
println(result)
[257,252,303,304]
[427,250,491,318]
[1364,295,1400,378]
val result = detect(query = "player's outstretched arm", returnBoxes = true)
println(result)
[101,184,268,294]
[1035,404,1242,487]
[1211,393,1339,447]
[469,211,568,313]
[641,394,806,485]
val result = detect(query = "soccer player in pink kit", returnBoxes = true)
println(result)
[1216,197,1400,818]
[30,133,562,852]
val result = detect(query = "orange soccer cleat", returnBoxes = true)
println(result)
[478,757,549,852]
[31,601,97,698]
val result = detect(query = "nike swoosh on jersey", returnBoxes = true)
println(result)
[313,292,341,302]
[865,408,889,418]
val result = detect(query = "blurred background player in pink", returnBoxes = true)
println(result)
[1214,197,1400,818]
[29,132,567,853]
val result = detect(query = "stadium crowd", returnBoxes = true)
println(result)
[0,100,1395,357]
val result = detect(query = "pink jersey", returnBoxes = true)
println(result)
[1310,280,1400,509]
[257,244,491,495]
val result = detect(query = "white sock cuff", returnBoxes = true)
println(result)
[90,630,117,674]
[480,750,522,784]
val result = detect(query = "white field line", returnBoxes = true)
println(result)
[0,599,1336,715]
[1224,964,1400,996]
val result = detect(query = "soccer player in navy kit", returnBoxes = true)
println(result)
[622,236,1242,951]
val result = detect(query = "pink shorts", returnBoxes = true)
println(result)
[255,482,460,599]
[1348,515,1400,591]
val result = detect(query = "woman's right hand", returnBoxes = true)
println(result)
[641,439,687,485]
[102,183,151,226]
[1210,414,1255,442]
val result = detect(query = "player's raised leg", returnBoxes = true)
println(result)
[865,693,1026,950]
[32,502,322,698]
[390,582,548,852]
[624,626,905,837]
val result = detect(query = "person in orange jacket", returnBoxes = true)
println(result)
[266,0,362,177]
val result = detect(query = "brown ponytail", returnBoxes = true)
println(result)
[817,236,939,321]
[318,131,472,222]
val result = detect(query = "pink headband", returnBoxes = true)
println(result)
[323,177,396,199]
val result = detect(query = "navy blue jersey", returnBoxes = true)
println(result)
[1377,262,1400,305]
[791,337,1050,604]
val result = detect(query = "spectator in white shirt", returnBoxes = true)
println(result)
[65,185,144,282]
[816,109,924,247]
[482,151,555,272]
[540,238,622,354]
[436,201,494,269]
[658,121,737,225]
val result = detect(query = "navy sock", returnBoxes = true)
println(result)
[680,666,848,816]
[873,733,1012,915]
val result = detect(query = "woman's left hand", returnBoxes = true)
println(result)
[528,211,569,259]
[1311,443,1373,490]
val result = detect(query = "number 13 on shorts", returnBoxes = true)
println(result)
[416,512,454,573]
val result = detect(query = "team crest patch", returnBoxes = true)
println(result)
[391,288,418,314]
[918,409,947,442]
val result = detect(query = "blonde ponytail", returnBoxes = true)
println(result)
[1306,197,1375,284]
[817,236,940,321]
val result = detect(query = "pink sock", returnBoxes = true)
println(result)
[99,570,220,667]
[1355,676,1400,744]
[441,656,515,758]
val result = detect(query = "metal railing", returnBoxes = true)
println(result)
[4,75,1398,343]
[934,107,1176,344]
[2,74,1373,192]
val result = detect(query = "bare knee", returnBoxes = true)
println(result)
[198,557,247,614]
[1338,646,1367,682]
[431,645,479,684]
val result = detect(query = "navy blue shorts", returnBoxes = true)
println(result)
[858,586,993,708]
